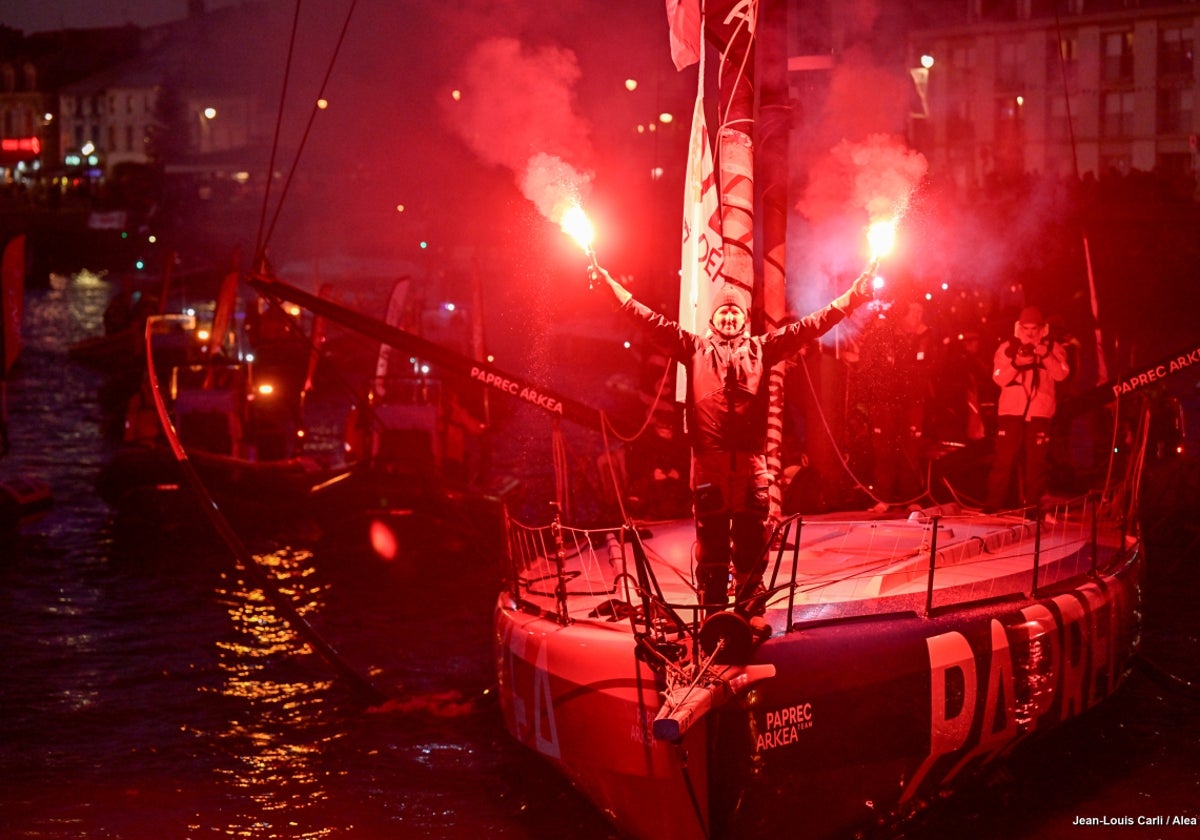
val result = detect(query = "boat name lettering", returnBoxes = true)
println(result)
[469,367,564,415]
[1111,345,1200,397]
[901,578,1129,803]
[764,702,812,729]
[757,701,814,751]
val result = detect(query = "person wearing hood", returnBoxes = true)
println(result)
[589,263,876,634]
[984,305,1070,513]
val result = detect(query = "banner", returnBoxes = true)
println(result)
[677,95,723,400]
[375,277,411,400]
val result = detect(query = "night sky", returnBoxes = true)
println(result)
[0,0,243,33]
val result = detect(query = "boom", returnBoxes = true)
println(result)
[248,274,607,431]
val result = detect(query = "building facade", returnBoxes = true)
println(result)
[909,1,1199,189]
[0,4,274,189]
[0,26,142,182]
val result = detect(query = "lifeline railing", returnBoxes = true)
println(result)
[504,491,1141,635]
[762,493,1134,626]
[504,403,1152,632]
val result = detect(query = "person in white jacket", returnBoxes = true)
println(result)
[984,306,1070,512]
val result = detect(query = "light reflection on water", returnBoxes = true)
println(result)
[206,547,340,839]
[1,274,618,840]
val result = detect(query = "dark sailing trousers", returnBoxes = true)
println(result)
[692,451,772,617]
[986,414,1052,511]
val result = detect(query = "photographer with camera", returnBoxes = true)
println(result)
[984,306,1070,513]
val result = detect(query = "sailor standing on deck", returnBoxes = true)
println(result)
[589,263,876,633]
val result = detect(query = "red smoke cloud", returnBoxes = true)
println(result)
[787,49,928,317]
[799,133,928,224]
[442,36,595,224]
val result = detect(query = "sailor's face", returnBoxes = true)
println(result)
[1016,321,1044,343]
[711,304,746,338]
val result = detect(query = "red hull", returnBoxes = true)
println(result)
[494,506,1142,839]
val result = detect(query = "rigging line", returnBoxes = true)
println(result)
[716,14,755,133]
[254,0,304,269]
[1101,386,1122,505]
[141,316,389,706]
[1053,2,1108,383]
[598,358,675,525]
[1125,402,1151,523]
[599,415,631,525]
[260,0,360,259]
[796,351,929,509]
[1051,6,1081,181]
[601,359,675,444]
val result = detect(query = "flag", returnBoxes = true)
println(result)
[375,277,411,400]
[677,95,723,401]
[666,0,702,71]
[208,270,240,360]
[1,234,24,379]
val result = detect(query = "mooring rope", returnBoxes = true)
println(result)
[141,316,389,705]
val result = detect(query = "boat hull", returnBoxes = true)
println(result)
[0,475,53,536]
[97,444,333,538]
[712,556,1141,838]
[494,597,713,840]
[493,515,1142,840]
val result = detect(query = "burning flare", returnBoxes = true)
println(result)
[560,204,598,267]
[867,218,897,261]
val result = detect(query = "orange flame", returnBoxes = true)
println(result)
[867,218,897,260]
[560,204,595,254]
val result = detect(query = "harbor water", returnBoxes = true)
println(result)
[1,276,1198,839]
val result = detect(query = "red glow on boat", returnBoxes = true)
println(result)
[369,519,399,561]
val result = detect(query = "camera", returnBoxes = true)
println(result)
[1019,343,1037,355]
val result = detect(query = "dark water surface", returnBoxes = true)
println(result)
[1,276,1198,839]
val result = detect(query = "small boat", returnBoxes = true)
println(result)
[310,279,480,534]
[310,372,486,540]
[248,275,518,550]
[97,276,339,539]
[494,483,1145,839]
[0,474,53,537]
[66,259,174,371]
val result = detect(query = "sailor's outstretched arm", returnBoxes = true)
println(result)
[588,264,632,307]
[831,259,878,315]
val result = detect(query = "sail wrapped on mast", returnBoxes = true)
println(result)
[676,4,723,403]
[678,98,724,336]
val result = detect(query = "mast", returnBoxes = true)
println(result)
[705,0,792,519]
[757,0,790,520]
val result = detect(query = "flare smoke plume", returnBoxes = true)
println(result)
[799,133,928,225]
[442,36,595,226]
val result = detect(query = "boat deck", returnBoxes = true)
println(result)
[505,500,1134,634]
